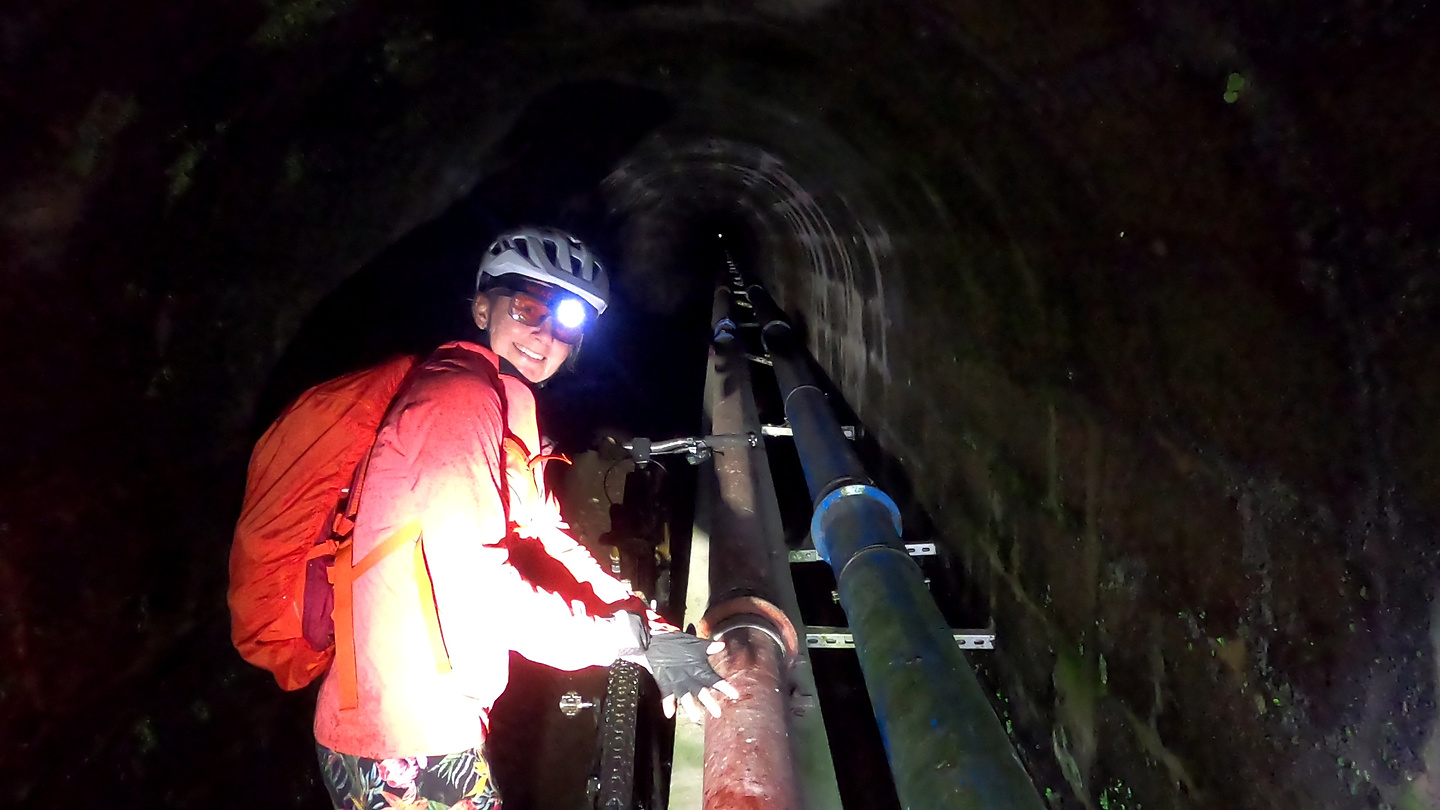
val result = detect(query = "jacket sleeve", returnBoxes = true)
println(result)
[515,498,638,604]
[504,423,676,632]
[399,366,644,681]
[522,514,678,634]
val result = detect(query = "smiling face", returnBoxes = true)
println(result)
[472,290,572,383]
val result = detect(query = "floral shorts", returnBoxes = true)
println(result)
[316,742,503,810]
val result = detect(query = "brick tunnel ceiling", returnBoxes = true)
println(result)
[5,1,1440,808]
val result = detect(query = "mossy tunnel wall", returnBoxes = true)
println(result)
[4,1,1439,807]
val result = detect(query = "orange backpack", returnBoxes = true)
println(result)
[227,355,417,691]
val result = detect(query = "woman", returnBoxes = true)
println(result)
[314,227,735,809]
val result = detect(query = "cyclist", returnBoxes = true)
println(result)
[313,227,736,809]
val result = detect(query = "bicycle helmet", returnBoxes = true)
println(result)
[476,227,610,314]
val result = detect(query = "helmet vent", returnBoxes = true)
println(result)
[542,239,561,269]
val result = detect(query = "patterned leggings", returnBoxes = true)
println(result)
[316,742,503,810]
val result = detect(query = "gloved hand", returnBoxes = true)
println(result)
[644,631,740,721]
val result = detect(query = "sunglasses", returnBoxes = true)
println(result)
[500,289,592,345]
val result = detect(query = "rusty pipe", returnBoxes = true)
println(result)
[680,277,840,810]
[698,283,803,810]
[702,625,799,810]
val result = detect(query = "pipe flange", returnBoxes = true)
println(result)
[710,616,788,658]
[697,596,800,661]
[810,484,903,564]
[835,543,916,592]
[781,383,824,411]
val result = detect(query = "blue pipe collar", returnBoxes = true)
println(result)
[810,484,903,565]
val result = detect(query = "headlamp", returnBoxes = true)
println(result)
[554,297,588,330]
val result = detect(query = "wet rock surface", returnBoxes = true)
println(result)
[3,1,1439,808]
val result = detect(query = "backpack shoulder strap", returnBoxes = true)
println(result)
[327,359,425,711]
[333,519,433,709]
[333,350,511,710]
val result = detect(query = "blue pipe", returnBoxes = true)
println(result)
[747,283,1044,810]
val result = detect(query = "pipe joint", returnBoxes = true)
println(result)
[744,284,790,335]
[809,484,904,568]
[698,595,801,662]
[835,543,917,590]
[781,382,824,409]
[710,614,787,657]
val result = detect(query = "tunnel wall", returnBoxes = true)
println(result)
[737,19,1440,810]
[599,14,1440,806]
[3,1,1439,808]
[590,8,1440,809]
[761,158,1440,810]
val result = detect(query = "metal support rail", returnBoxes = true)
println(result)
[804,626,996,650]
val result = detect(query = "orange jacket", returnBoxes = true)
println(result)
[314,342,651,758]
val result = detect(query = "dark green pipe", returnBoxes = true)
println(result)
[816,494,1044,810]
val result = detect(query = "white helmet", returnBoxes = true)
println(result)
[477,227,610,314]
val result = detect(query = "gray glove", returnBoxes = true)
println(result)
[644,631,725,703]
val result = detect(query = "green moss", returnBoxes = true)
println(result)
[1223,72,1246,104]
[1053,644,1104,803]
[1098,781,1138,810]
[1052,725,1089,801]
[382,26,437,81]
[166,122,230,203]
[1397,784,1434,810]
[67,92,139,177]
[132,715,157,754]
[1054,643,1106,712]
[251,0,347,48]
[166,140,206,202]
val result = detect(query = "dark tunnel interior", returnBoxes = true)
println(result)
[5,1,1440,808]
